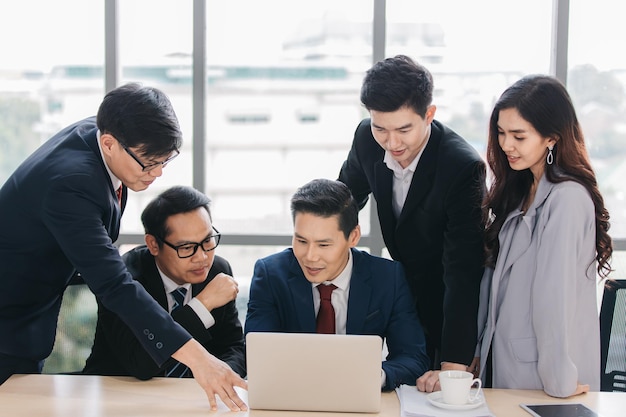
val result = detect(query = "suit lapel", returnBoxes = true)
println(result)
[85,129,123,239]
[397,123,441,225]
[346,250,372,334]
[374,160,396,234]
[287,256,317,332]
[141,255,169,310]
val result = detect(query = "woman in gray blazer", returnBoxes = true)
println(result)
[476,75,613,398]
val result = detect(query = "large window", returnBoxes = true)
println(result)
[568,0,626,277]
[569,0,626,240]
[204,0,372,239]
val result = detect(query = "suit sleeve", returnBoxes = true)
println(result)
[187,258,246,378]
[42,175,190,368]
[532,185,595,397]
[338,121,373,210]
[381,262,431,390]
[244,258,284,334]
[440,159,486,365]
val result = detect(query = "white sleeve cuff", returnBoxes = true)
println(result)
[187,297,216,329]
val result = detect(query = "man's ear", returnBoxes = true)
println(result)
[348,225,361,248]
[145,234,160,256]
[425,105,437,124]
[100,133,117,157]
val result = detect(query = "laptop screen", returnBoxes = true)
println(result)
[246,332,382,413]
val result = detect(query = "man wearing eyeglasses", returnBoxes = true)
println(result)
[84,185,245,381]
[0,83,247,411]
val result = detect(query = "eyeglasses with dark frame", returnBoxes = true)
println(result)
[118,140,180,172]
[157,227,221,259]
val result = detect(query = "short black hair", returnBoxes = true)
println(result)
[141,186,211,245]
[96,82,182,158]
[290,179,358,239]
[360,54,433,117]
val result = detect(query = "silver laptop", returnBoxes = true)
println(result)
[246,332,382,413]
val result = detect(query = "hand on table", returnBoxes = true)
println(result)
[416,361,469,393]
[172,339,248,411]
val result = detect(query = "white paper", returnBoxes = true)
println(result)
[395,384,495,417]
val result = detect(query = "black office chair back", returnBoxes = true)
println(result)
[599,279,626,392]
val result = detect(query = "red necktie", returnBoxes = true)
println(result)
[116,186,123,205]
[316,284,337,334]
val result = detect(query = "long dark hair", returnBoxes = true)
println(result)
[483,75,612,278]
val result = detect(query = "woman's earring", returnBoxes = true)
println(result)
[546,145,554,165]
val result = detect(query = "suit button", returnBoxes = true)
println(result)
[148,333,154,340]
[156,342,163,349]
[143,329,150,335]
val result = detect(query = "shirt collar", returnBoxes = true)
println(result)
[157,264,192,294]
[382,137,426,177]
[97,129,122,192]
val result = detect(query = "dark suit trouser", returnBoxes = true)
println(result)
[0,352,43,384]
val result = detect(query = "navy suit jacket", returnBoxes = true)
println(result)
[0,117,189,366]
[338,119,486,366]
[244,248,430,391]
[83,247,246,379]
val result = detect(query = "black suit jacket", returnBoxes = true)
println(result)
[84,246,246,379]
[0,117,190,367]
[338,118,486,366]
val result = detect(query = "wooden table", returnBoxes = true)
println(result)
[0,374,623,416]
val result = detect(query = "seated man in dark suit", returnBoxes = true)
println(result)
[244,178,430,391]
[84,185,245,379]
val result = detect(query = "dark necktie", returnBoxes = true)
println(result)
[166,287,190,377]
[170,287,187,312]
[115,186,123,205]
[316,284,337,334]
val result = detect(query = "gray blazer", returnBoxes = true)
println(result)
[477,174,600,397]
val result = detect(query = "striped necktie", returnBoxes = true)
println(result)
[170,287,187,312]
[166,287,190,377]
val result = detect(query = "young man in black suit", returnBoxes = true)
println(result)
[84,185,245,380]
[338,55,486,392]
[0,83,246,411]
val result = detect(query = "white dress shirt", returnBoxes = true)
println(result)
[383,136,429,218]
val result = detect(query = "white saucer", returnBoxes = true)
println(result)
[427,390,484,411]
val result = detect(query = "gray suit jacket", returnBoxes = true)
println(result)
[477,174,600,397]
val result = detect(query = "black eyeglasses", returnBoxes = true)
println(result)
[118,141,179,172]
[157,227,221,259]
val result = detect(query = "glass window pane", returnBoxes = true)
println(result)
[118,0,194,233]
[387,0,553,156]
[569,0,626,240]
[205,0,373,235]
[0,0,104,185]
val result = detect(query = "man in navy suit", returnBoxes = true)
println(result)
[245,179,430,390]
[83,186,246,379]
[338,55,486,391]
[0,84,247,411]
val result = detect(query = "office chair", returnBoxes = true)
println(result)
[599,279,626,392]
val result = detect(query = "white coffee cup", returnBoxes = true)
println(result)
[438,370,482,405]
